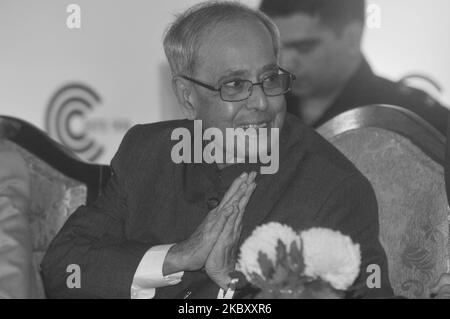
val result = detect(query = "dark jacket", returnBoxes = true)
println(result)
[288,59,449,135]
[41,114,393,299]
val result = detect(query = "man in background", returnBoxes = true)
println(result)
[260,0,449,134]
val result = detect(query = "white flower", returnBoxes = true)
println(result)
[301,228,361,290]
[237,222,300,281]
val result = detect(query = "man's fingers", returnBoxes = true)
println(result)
[238,182,256,212]
[215,205,236,225]
[206,172,256,244]
[217,171,257,211]
[218,172,248,208]
[234,183,255,234]
[233,182,256,235]
[227,203,241,227]
[233,203,246,234]
[222,202,245,242]
[214,203,240,242]
[219,171,257,209]
[246,171,257,185]
[204,182,248,241]
[223,182,250,211]
[205,205,233,236]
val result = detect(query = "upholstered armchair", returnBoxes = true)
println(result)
[318,104,450,299]
[0,116,111,298]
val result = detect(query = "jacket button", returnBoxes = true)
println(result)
[207,197,220,210]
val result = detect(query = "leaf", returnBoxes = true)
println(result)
[275,240,291,273]
[257,251,275,280]
[289,240,305,274]
[275,239,287,263]
[270,264,290,286]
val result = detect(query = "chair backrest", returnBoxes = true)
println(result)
[318,104,450,299]
[0,115,111,298]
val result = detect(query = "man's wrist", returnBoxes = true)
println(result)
[162,243,186,275]
[131,244,185,299]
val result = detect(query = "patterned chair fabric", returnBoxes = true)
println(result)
[0,140,87,298]
[318,105,450,299]
[0,116,110,298]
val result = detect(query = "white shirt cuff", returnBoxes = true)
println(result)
[217,288,235,299]
[131,244,184,299]
[217,277,239,299]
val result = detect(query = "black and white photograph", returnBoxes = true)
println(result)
[1,0,450,307]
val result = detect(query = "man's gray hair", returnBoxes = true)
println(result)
[163,0,280,77]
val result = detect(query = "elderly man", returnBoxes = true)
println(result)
[260,0,449,134]
[41,1,393,299]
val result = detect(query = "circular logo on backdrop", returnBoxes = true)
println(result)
[45,83,104,161]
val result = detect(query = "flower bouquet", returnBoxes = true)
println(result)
[233,222,361,299]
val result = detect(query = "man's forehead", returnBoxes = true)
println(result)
[218,63,279,77]
[195,20,277,79]
[197,55,278,82]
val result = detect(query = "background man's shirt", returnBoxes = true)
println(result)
[288,59,449,135]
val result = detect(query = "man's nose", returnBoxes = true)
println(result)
[246,84,269,111]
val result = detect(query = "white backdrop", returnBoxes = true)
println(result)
[1,0,449,164]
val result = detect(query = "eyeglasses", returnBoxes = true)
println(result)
[178,67,296,102]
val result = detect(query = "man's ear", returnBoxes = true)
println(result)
[341,21,364,56]
[172,77,197,120]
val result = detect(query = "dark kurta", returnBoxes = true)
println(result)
[41,113,393,299]
[287,58,449,135]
